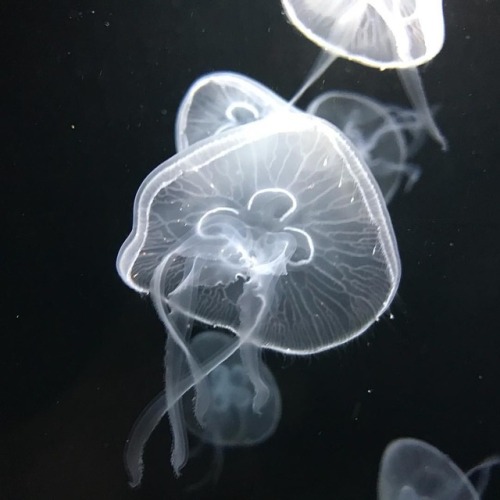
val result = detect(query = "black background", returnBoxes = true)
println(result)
[2,1,500,499]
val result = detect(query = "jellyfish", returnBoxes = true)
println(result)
[378,438,500,499]
[306,90,425,203]
[117,110,400,483]
[281,0,447,150]
[182,330,281,447]
[124,330,281,487]
[175,71,290,151]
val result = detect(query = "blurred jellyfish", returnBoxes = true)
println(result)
[184,329,281,485]
[281,0,447,149]
[307,90,425,203]
[183,330,281,447]
[117,110,400,483]
[124,330,281,488]
[175,72,290,151]
[378,438,500,499]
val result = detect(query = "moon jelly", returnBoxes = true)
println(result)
[117,110,400,481]
[307,90,423,203]
[183,330,281,447]
[378,438,500,499]
[175,72,289,151]
[282,0,447,149]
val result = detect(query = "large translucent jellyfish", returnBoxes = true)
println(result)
[378,438,500,499]
[306,90,424,203]
[175,72,289,151]
[117,111,400,482]
[281,0,447,149]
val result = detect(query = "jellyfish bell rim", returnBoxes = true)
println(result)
[117,112,306,294]
[116,110,401,354]
[281,0,445,70]
[379,437,479,499]
[175,71,291,151]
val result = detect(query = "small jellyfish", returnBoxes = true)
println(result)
[378,438,500,499]
[117,111,400,482]
[183,330,281,448]
[175,72,289,151]
[281,0,447,149]
[124,330,281,487]
[307,90,424,203]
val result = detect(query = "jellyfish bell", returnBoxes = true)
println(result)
[281,0,445,70]
[378,438,500,500]
[307,90,423,203]
[183,329,281,486]
[175,71,290,151]
[281,0,447,150]
[183,330,281,448]
[181,330,281,491]
[118,110,401,482]
[378,438,477,499]
[117,110,400,349]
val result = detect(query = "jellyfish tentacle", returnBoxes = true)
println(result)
[397,67,448,151]
[289,51,338,105]
[239,342,270,414]
[151,251,200,475]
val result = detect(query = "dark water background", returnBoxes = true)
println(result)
[2,1,500,499]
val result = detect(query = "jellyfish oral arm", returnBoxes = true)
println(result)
[289,50,338,105]
[397,67,447,151]
[124,390,167,487]
[146,220,293,474]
